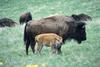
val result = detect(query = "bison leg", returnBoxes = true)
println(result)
[31,43,35,53]
[26,41,30,55]
[30,39,36,54]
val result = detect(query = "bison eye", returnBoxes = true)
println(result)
[82,25,85,29]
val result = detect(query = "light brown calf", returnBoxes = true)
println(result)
[35,33,63,54]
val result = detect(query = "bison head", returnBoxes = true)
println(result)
[19,12,32,24]
[73,22,86,43]
[70,13,92,44]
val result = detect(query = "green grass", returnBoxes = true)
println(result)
[0,0,100,67]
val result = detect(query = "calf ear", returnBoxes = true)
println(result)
[72,13,92,21]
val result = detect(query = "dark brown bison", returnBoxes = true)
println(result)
[0,18,17,27]
[24,13,91,55]
[19,12,32,24]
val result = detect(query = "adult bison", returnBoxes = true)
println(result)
[24,13,91,55]
[0,18,17,27]
[19,12,32,24]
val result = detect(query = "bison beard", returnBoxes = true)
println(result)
[24,14,91,55]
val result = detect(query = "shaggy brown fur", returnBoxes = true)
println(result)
[35,33,63,54]
[24,13,91,55]
[19,12,32,24]
[0,18,17,27]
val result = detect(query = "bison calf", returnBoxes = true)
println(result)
[35,33,63,54]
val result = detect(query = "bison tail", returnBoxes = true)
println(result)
[72,13,92,21]
[24,23,30,55]
[24,23,27,43]
[24,23,31,45]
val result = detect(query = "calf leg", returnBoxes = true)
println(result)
[35,43,43,54]
[57,46,62,54]
[38,44,43,53]
[51,45,57,54]
[51,44,62,54]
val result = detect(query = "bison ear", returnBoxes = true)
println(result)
[72,13,92,21]
[72,14,79,21]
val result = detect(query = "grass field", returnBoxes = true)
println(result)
[0,0,100,67]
